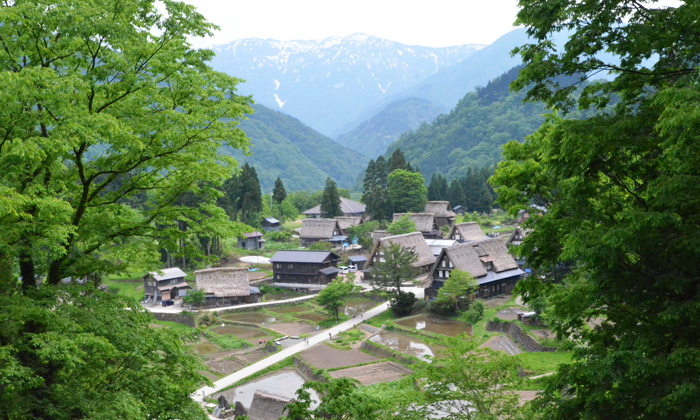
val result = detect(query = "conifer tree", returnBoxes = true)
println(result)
[320,178,342,218]
[272,177,287,219]
[388,148,409,172]
[447,179,466,208]
[236,163,263,224]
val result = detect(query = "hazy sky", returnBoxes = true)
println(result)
[182,0,522,48]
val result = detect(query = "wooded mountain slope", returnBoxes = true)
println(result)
[385,66,546,180]
[335,97,445,158]
[219,104,368,192]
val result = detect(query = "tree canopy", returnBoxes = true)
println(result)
[320,177,343,218]
[317,278,355,320]
[272,177,287,218]
[492,1,700,418]
[370,243,418,295]
[387,169,427,213]
[386,213,418,236]
[0,0,252,287]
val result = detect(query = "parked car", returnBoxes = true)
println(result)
[348,265,357,272]
[338,266,349,274]
[162,300,175,307]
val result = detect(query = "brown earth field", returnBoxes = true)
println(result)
[300,343,379,370]
[269,322,324,337]
[328,362,412,386]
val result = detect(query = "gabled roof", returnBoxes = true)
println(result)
[300,218,341,239]
[368,232,435,268]
[348,255,368,262]
[424,201,456,219]
[371,230,390,242]
[148,267,187,281]
[242,231,264,239]
[505,227,531,246]
[319,266,339,275]
[195,267,250,298]
[336,216,362,230]
[448,222,489,243]
[247,391,293,420]
[429,239,520,281]
[425,239,459,256]
[392,213,438,233]
[270,250,339,264]
[301,198,366,216]
[263,217,280,225]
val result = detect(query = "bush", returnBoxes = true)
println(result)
[411,299,429,314]
[427,298,457,316]
[464,300,485,323]
[390,291,416,317]
[265,230,292,242]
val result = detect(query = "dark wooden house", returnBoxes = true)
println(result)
[143,267,191,303]
[425,239,523,300]
[424,201,457,228]
[238,231,265,250]
[261,217,281,232]
[270,250,341,285]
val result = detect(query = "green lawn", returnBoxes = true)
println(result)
[516,351,573,375]
[102,278,144,302]
[155,320,194,332]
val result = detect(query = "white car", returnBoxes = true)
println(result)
[348,265,357,272]
[338,266,349,274]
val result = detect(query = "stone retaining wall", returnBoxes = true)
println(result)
[152,312,196,327]
[359,340,416,365]
[486,320,556,352]
[359,324,381,334]
[293,357,328,383]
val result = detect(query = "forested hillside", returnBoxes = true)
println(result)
[336,97,445,158]
[385,66,546,180]
[218,104,368,191]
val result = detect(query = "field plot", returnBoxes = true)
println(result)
[206,359,246,375]
[269,322,322,337]
[329,362,412,385]
[300,343,379,370]
[480,335,522,355]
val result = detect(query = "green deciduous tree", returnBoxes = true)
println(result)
[370,243,417,295]
[344,220,380,250]
[320,177,342,218]
[0,286,208,419]
[272,177,287,219]
[284,378,386,420]
[0,0,252,287]
[317,278,354,320]
[491,1,700,418]
[183,289,206,307]
[404,337,519,420]
[435,269,477,314]
[387,169,427,213]
[386,213,417,236]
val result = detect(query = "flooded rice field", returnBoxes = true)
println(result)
[191,342,219,354]
[222,312,277,324]
[395,314,472,336]
[219,369,319,409]
[341,298,378,316]
[369,331,443,362]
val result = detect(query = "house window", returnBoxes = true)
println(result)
[276,263,281,269]
[441,260,446,268]
[486,262,492,271]
[277,275,280,280]
[288,264,294,269]
[445,271,450,279]
[455,234,460,240]
[449,261,453,268]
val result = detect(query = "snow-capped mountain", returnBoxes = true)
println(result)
[209,33,483,136]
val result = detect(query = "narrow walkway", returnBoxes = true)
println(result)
[193,300,391,401]
[144,294,318,314]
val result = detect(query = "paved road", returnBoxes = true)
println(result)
[193,286,424,403]
[143,294,318,314]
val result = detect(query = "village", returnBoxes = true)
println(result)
[126,199,565,419]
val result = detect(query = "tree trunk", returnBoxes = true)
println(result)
[19,251,36,290]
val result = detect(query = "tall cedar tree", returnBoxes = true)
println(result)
[387,148,409,172]
[370,243,418,294]
[272,177,287,219]
[320,177,342,218]
[387,169,427,213]
[236,163,263,224]
[492,1,700,418]
[0,0,252,287]
[361,156,391,221]
[447,178,466,208]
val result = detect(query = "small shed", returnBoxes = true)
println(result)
[194,267,259,307]
[453,205,466,216]
[261,217,281,232]
[238,231,265,250]
[348,255,368,270]
[247,391,294,420]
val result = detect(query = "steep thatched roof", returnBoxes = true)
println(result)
[247,391,293,420]
[301,198,366,216]
[300,218,341,239]
[368,232,435,268]
[424,201,456,219]
[448,222,489,243]
[194,267,250,297]
[371,230,390,242]
[392,213,438,233]
[505,227,530,247]
[337,216,362,230]
[430,239,520,281]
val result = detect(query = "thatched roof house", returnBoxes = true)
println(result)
[424,201,456,227]
[194,267,259,306]
[392,213,442,239]
[301,197,366,218]
[447,222,489,243]
[247,391,294,420]
[367,231,436,273]
[426,239,523,300]
[299,218,345,247]
[337,216,362,230]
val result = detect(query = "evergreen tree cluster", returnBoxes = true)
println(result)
[427,165,496,214]
[361,148,424,221]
